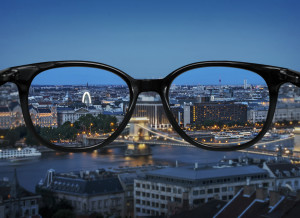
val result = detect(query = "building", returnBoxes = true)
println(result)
[214,186,300,218]
[263,160,300,191]
[37,169,125,217]
[248,103,300,123]
[29,106,57,127]
[0,169,41,218]
[131,94,170,129]
[134,164,271,217]
[0,102,23,129]
[56,106,101,126]
[184,102,247,127]
[118,173,139,218]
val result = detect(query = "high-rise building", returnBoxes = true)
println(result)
[244,79,247,89]
[185,102,247,127]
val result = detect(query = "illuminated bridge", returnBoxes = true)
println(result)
[82,117,298,159]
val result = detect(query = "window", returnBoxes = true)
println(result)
[200,189,205,194]
[208,189,213,194]
[222,187,227,192]
[166,187,171,192]
[193,190,199,195]
[136,191,140,196]
[136,199,140,204]
[136,183,140,188]
[161,186,165,191]
[174,197,181,203]
[91,201,96,210]
[136,207,140,212]
[160,195,166,200]
[214,188,220,193]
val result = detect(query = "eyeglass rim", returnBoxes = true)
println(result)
[3,60,298,152]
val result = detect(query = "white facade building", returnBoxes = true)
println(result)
[134,164,271,217]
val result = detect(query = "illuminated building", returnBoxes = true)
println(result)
[0,102,23,129]
[29,106,57,127]
[184,102,247,127]
[131,94,170,129]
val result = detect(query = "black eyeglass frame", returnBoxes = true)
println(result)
[1,60,300,152]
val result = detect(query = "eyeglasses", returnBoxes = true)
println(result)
[1,61,299,152]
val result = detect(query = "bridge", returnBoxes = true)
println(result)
[81,117,299,160]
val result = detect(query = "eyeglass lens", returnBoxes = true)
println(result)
[28,67,130,148]
[169,67,270,147]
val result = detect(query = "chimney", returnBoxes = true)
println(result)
[269,190,281,207]
[243,185,255,196]
[256,188,268,201]
[194,162,198,170]
[296,190,300,200]
[182,192,189,211]
[234,186,243,194]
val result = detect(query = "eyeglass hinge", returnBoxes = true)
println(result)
[280,69,300,84]
[0,69,19,83]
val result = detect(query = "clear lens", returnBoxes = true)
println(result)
[169,67,269,147]
[28,67,130,148]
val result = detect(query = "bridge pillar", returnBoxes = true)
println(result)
[126,117,151,156]
[125,143,152,156]
[129,117,150,141]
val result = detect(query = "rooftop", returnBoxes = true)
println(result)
[146,165,268,181]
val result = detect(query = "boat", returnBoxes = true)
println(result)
[214,132,233,139]
[0,147,41,161]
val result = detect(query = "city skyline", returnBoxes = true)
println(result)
[30,66,268,86]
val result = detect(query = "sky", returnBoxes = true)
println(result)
[1,0,300,81]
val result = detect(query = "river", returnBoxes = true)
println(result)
[0,144,276,192]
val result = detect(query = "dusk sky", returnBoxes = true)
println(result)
[1,0,300,81]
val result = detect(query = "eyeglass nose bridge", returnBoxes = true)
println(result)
[136,79,165,93]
